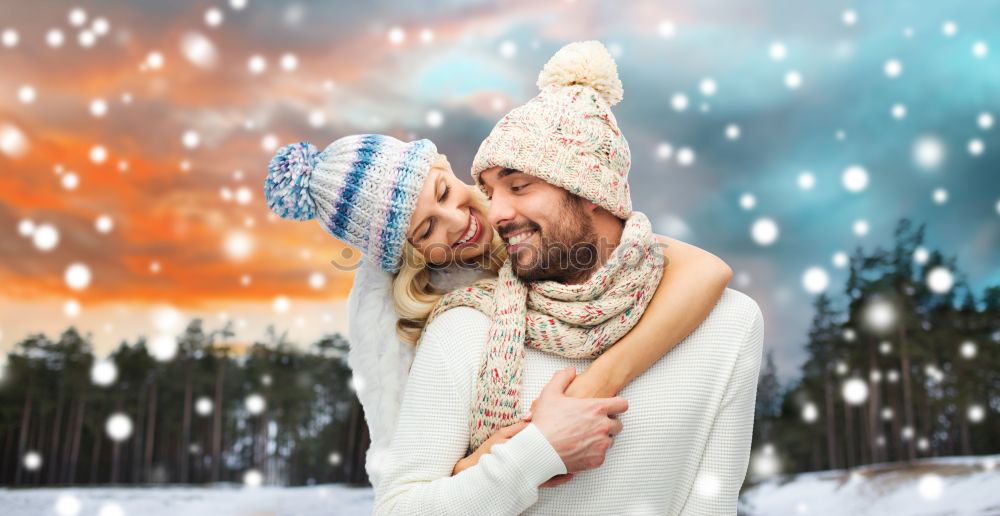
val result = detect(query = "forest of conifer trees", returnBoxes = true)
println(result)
[0,322,371,487]
[750,220,1000,478]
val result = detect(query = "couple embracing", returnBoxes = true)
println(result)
[264,41,764,515]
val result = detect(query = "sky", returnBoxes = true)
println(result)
[1,0,998,380]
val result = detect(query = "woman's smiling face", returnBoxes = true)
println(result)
[404,154,495,266]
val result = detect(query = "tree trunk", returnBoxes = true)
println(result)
[824,375,838,469]
[898,325,916,460]
[180,367,193,483]
[144,380,158,482]
[14,383,34,485]
[844,403,855,469]
[211,360,226,482]
[47,386,65,484]
[67,393,88,484]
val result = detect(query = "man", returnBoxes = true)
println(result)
[375,41,763,515]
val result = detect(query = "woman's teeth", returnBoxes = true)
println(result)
[455,212,479,246]
[508,231,534,245]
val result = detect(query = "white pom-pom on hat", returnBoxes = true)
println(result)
[536,40,623,106]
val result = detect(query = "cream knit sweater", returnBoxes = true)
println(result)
[374,288,764,515]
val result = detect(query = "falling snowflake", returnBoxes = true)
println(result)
[95,214,113,233]
[832,251,848,268]
[725,124,741,140]
[106,412,134,441]
[769,41,787,61]
[884,58,903,78]
[224,231,254,260]
[47,29,65,48]
[891,103,906,119]
[33,223,60,251]
[802,267,829,294]
[89,98,109,117]
[196,396,214,416]
[64,263,92,290]
[842,377,868,405]
[387,27,405,45]
[18,85,35,104]
[247,54,267,74]
[1,122,29,158]
[797,171,815,190]
[671,93,689,111]
[273,295,290,313]
[801,402,818,423]
[926,266,954,293]
[243,468,263,486]
[932,188,948,204]
[91,359,118,386]
[852,219,869,237]
[676,147,695,166]
[245,393,266,414]
[968,138,984,156]
[917,473,943,500]
[64,299,81,318]
[205,8,224,27]
[425,110,444,128]
[90,145,107,164]
[784,70,802,89]
[842,165,869,193]
[655,142,673,160]
[23,450,42,470]
[309,272,326,289]
[657,19,676,38]
[181,32,219,69]
[280,53,298,71]
[751,217,779,246]
[498,40,517,59]
[699,78,717,96]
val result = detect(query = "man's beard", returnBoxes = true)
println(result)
[509,194,599,283]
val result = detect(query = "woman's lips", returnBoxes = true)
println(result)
[453,208,483,249]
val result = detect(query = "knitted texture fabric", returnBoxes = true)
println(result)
[423,211,664,451]
[471,40,632,219]
[263,134,437,273]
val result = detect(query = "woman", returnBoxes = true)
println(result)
[264,135,732,489]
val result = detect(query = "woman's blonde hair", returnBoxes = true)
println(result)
[392,157,507,347]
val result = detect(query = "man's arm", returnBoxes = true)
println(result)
[679,302,765,515]
[374,307,566,516]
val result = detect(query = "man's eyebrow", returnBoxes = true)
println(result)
[477,167,519,188]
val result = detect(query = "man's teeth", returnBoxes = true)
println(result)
[456,213,478,246]
[508,231,534,245]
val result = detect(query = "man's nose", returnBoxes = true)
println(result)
[487,191,516,231]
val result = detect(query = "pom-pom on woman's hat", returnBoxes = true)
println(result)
[472,40,632,219]
[264,134,438,273]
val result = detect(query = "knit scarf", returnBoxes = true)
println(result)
[422,211,664,452]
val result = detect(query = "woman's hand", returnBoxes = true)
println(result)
[563,368,620,399]
[452,420,529,475]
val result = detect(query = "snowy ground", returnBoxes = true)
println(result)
[740,454,1000,516]
[4,455,999,516]
[0,483,374,516]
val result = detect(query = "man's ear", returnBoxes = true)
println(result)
[583,199,599,213]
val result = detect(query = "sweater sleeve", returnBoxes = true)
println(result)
[679,302,765,515]
[373,307,567,516]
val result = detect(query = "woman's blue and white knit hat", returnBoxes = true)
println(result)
[264,134,438,273]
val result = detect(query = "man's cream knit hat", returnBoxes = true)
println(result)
[472,40,632,219]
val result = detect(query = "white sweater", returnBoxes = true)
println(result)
[374,288,765,515]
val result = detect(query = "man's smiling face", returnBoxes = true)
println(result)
[478,166,598,282]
